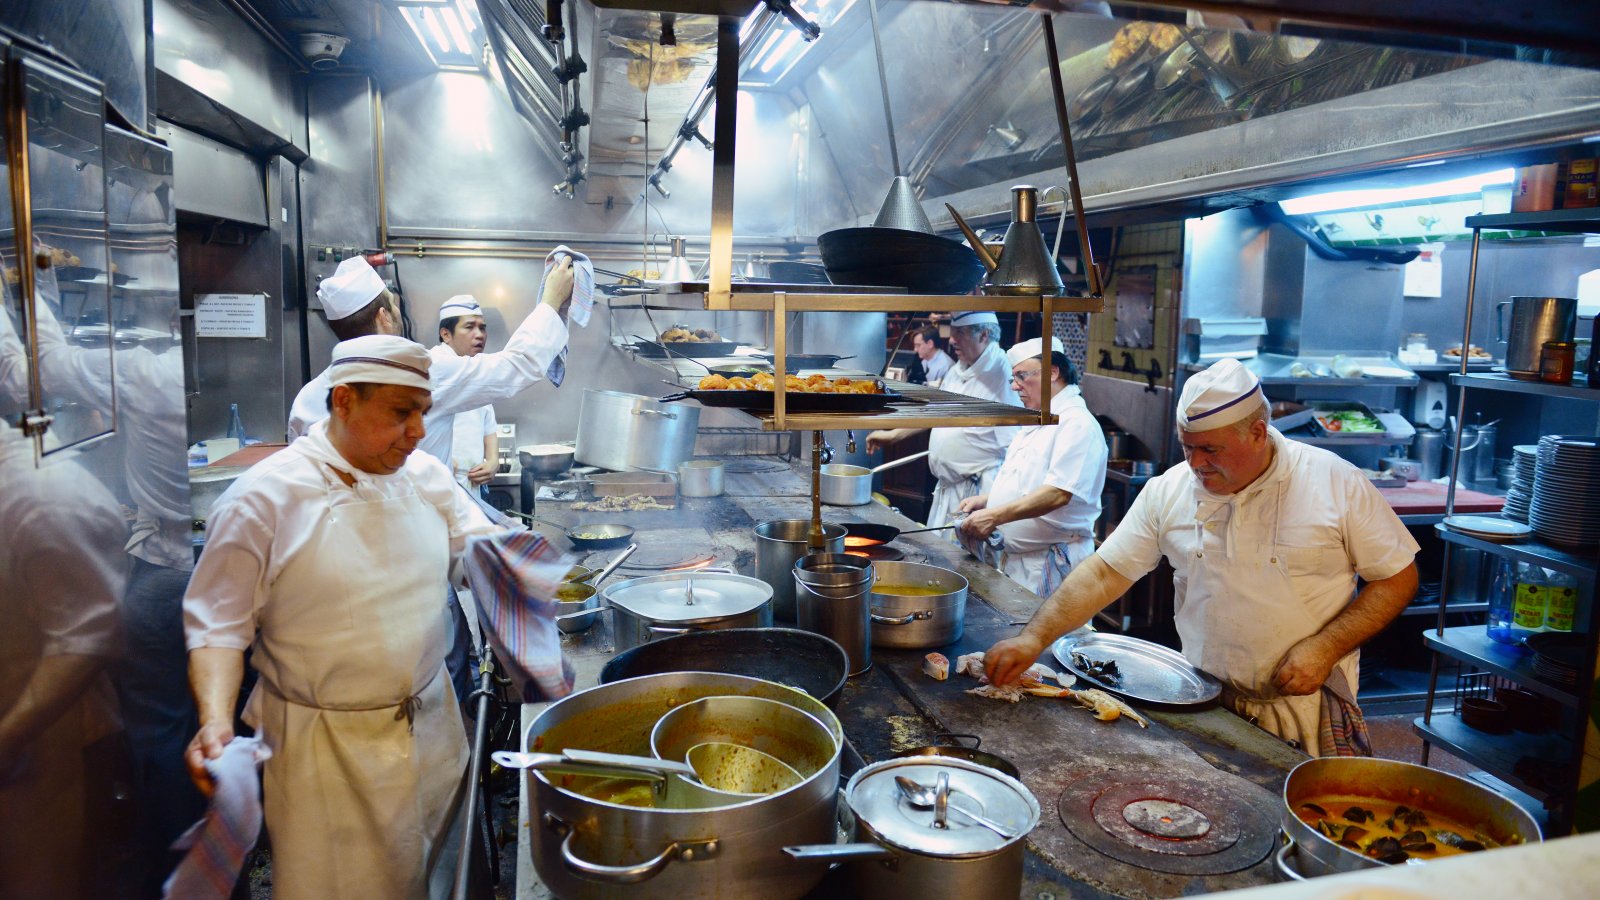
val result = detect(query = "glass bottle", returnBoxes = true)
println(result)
[1485,557,1519,644]
[1544,571,1578,634]
[1510,563,1550,642]
[226,402,245,442]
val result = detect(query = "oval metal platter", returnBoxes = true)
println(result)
[1050,632,1221,707]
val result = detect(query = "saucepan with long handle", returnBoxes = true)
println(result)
[820,450,931,506]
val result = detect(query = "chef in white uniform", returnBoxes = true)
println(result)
[184,336,505,899]
[983,359,1419,754]
[956,337,1106,597]
[288,256,573,469]
[436,295,499,495]
[868,310,1020,528]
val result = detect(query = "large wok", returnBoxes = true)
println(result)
[818,227,985,295]
[599,628,851,707]
[634,336,744,358]
[754,352,856,370]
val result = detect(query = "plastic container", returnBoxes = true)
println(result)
[1485,557,1518,645]
[1540,340,1576,385]
[1511,563,1552,640]
[226,402,245,442]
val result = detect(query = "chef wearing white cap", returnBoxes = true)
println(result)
[184,335,505,898]
[436,295,499,494]
[955,338,1106,596]
[867,310,1021,528]
[983,358,1419,755]
[287,256,574,472]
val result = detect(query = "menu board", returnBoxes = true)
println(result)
[195,293,267,338]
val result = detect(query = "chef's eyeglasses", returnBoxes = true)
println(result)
[1010,367,1042,384]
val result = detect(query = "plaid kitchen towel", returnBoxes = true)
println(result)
[463,529,577,703]
[163,737,271,899]
[539,245,595,387]
[1317,667,1373,757]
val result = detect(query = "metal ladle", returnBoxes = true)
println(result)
[686,742,803,794]
[895,774,1015,838]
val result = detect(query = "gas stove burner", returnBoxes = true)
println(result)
[845,545,905,562]
[1056,772,1277,875]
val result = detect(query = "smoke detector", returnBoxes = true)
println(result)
[299,33,350,70]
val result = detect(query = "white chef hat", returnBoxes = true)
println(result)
[1005,336,1064,368]
[328,335,431,392]
[1177,358,1266,431]
[438,294,482,322]
[317,257,388,320]
[951,310,999,328]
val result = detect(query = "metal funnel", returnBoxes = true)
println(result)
[658,236,697,283]
[872,176,934,234]
[985,185,1064,296]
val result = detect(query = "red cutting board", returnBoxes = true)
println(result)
[208,443,288,469]
[1377,480,1504,515]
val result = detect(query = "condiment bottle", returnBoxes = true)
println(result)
[1540,340,1576,385]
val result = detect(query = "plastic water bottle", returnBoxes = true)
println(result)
[1510,563,1550,642]
[1485,558,1518,645]
[226,403,245,442]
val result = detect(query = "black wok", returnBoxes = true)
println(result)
[766,261,831,284]
[841,520,956,548]
[818,227,985,295]
[599,627,851,707]
[894,733,1020,780]
[754,352,856,370]
[633,335,743,358]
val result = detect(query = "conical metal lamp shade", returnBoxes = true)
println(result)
[872,176,934,234]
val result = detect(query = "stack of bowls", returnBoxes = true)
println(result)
[1528,436,1600,545]
[1502,445,1537,523]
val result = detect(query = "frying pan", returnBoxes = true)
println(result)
[659,386,904,412]
[599,627,850,707]
[1068,72,1116,122]
[893,733,1020,780]
[708,363,773,378]
[754,352,856,370]
[510,513,637,551]
[818,227,985,295]
[840,519,956,548]
[766,261,831,285]
[633,336,743,358]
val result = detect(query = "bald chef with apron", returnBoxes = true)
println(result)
[982,359,1419,755]
[956,338,1106,597]
[183,336,505,898]
[867,310,1020,528]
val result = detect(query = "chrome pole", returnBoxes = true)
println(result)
[1040,14,1101,298]
[866,0,902,177]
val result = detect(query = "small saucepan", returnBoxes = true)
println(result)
[894,734,1019,780]
[820,451,931,506]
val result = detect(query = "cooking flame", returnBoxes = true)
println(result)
[666,559,716,572]
[843,536,881,548]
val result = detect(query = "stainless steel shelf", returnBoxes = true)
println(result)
[1450,372,1599,401]
[1423,626,1583,708]
[646,285,1103,315]
[1282,432,1405,447]
[1412,716,1569,804]
[1400,601,1488,617]
[1436,525,1600,581]
[745,381,1049,431]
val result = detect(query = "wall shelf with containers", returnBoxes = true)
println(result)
[1415,209,1600,836]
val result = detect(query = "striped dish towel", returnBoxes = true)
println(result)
[540,245,595,387]
[1317,667,1373,757]
[463,529,577,703]
[163,737,271,899]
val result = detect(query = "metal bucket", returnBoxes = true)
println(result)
[794,553,875,676]
[754,520,846,621]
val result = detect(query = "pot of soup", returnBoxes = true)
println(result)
[1277,757,1540,880]
[869,561,968,649]
[524,673,843,898]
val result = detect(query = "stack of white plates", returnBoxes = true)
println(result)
[1528,435,1600,546]
[1502,444,1538,523]
[1443,515,1532,542]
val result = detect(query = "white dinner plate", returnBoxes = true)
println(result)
[1444,516,1532,541]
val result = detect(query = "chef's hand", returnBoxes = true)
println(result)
[185,720,234,797]
[467,461,496,486]
[541,257,576,314]
[956,494,989,515]
[957,508,1001,542]
[1271,635,1339,696]
[865,430,895,454]
[983,635,1045,686]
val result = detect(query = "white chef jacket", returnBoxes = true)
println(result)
[450,404,497,488]
[927,340,1021,483]
[287,303,566,466]
[922,348,954,385]
[1096,428,1418,727]
[184,421,498,649]
[987,385,1107,554]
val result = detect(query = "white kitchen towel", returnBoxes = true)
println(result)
[537,246,594,388]
[163,736,272,899]
[462,529,577,703]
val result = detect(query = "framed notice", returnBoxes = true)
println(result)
[195,293,268,338]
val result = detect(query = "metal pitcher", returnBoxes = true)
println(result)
[1496,296,1576,379]
[946,186,1064,296]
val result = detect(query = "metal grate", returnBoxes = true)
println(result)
[1452,669,1515,716]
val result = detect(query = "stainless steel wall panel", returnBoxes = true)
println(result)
[160,121,268,225]
[0,0,149,128]
[153,0,305,157]
[301,71,378,375]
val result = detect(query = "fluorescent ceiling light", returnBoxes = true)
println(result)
[761,30,804,74]
[441,7,473,54]
[1279,168,1515,215]
[397,1,484,69]
[422,7,451,54]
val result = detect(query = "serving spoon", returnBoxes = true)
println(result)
[895,775,1015,838]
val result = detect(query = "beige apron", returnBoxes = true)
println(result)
[1177,482,1354,752]
[245,464,469,900]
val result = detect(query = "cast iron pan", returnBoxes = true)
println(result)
[766,261,832,284]
[841,521,956,547]
[893,733,1020,780]
[754,352,857,370]
[659,387,904,412]
[634,337,744,358]
[818,227,985,295]
[599,628,850,708]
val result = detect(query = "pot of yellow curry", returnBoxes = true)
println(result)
[1278,757,1540,880]
[869,561,968,649]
